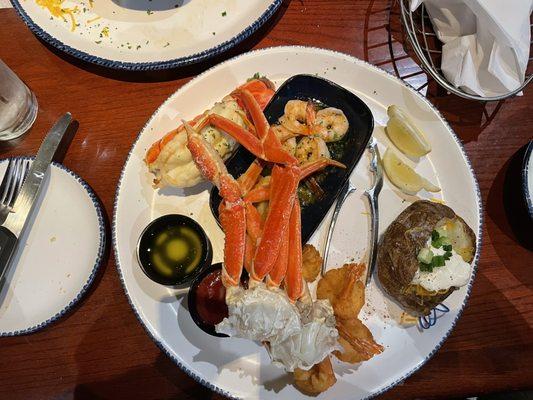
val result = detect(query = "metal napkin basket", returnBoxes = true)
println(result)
[399,0,533,101]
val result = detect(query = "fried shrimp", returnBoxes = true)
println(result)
[317,263,365,319]
[317,263,383,364]
[294,356,337,395]
[336,318,384,363]
[302,244,322,282]
[314,107,349,142]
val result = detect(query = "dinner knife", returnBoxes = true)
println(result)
[0,113,72,282]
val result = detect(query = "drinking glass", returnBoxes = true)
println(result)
[0,59,38,141]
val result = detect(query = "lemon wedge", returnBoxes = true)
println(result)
[386,105,431,157]
[383,148,440,195]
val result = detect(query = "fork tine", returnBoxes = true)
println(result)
[2,159,20,206]
[6,158,26,208]
[4,159,21,207]
[14,159,30,202]
[0,159,15,205]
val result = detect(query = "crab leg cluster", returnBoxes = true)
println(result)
[145,79,275,167]
[185,88,344,302]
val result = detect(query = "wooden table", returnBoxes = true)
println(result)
[0,1,532,399]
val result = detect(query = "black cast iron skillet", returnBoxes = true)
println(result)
[209,74,374,243]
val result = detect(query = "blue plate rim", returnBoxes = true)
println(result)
[9,0,282,71]
[112,45,483,400]
[0,156,106,337]
[522,140,533,219]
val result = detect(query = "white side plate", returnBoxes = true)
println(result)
[113,46,482,399]
[11,0,281,70]
[0,159,105,336]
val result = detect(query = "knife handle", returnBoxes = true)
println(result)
[0,227,17,283]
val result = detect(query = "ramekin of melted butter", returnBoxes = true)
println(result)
[137,214,212,286]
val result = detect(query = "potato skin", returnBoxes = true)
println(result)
[377,200,476,316]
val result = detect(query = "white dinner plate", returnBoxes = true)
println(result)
[0,158,105,336]
[10,0,281,70]
[113,46,482,399]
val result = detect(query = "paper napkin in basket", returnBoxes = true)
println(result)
[410,0,532,97]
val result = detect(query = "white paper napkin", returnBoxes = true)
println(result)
[410,0,532,97]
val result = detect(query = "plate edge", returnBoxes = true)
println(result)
[9,0,282,71]
[0,156,107,337]
[522,140,533,219]
[111,45,484,400]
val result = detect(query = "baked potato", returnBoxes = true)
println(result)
[377,200,476,316]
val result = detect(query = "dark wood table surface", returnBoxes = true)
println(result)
[0,1,531,399]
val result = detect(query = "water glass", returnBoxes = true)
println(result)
[0,59,38,141]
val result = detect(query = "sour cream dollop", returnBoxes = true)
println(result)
[411,241,471,292]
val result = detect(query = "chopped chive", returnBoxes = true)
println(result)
[419,262,433,272]
[431,255,445,268]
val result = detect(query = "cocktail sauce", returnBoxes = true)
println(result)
[195,269,228,326]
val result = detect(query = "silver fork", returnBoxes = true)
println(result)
[321,180,356,276]
[364,138,383,286]
[0,158,31,224]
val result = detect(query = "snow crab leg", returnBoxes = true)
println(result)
[184,123,246,286]
[244,157,346,203]
[184,87,345,302]
[144,79,275,188]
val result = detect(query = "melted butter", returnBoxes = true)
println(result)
[147,226,203,279]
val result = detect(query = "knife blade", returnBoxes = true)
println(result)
[0,113,72,282]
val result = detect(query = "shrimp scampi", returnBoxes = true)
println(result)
[280,100,314,135]
[314,107,349,142]
[295,136,331,165]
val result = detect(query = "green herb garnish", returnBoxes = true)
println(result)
[431,255,446,268]
[443,244,452,252]
[432,235,450,249]
[247,72,265,81]
[420,262,433,272]
[222,11,227,16]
